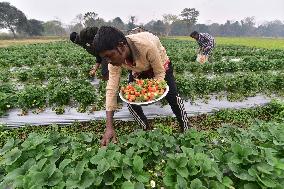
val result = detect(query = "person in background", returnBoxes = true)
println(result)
[190,31,215,62]
[127,26,147,35]
[93,26,191,146]
[70,27,109,80]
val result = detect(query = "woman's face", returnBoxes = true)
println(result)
[99,44,129,66]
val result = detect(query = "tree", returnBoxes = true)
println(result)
[43,20,66,36]
[241,17,256,36]
[180,8,199,35]
[94,17,106,28]
[163,14,178,36]
[75,14,84,25]
[0,2,28,38]
[258,20,284,37]
[192,24,209,34]
[84,12,98,27]
[127,16,137,30]
[144,20,156,31]
[112,17,125,30]
[68,23,84,33]
[208,23,221,36]
[26,19,44,36]
[152,20,166,35]
[170,20,188,36]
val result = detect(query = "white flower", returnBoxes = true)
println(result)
[150,180,156,188]
[86,147,92,151]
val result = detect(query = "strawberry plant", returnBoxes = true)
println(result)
[17,85,47,111]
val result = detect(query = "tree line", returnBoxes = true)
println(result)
[1,2,283,38]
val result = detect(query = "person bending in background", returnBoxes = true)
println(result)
[93,26,190,146]
[70,27,109,80]
[190,31,215,62]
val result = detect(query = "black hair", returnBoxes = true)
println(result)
[80,27,99,45]
[190,31,199,37]
[93,26,127,54]
[70,32,78,43]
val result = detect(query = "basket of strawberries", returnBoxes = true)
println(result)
[119,79,169,105]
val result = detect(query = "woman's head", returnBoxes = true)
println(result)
[93,26,129,66]
[70,32,78,43]
[190,31,199,40]
[80,27,99,45]
[70,27,99,47]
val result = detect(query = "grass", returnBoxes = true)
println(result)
[0,36,66,48]
[166,36,284,49]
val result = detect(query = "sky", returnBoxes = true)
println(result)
[2,0,284,26]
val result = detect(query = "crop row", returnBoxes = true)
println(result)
[176,72,284,101]
[0,118,283,188]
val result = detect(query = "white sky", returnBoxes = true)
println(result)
[2,0,284,25]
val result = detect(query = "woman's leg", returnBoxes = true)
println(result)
[164,63,190,132]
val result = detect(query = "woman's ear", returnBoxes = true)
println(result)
[116,42,126,54]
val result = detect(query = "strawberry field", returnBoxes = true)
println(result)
[0,39,284,188]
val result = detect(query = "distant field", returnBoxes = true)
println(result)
[2,36,284,49]
[166,36,284,49]
[0,36,66,47]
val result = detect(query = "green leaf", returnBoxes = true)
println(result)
[176,167,189,178]
[36,158,48,171]
[133,155,143,173]
[257,176,277,188]
[209,180,225,189]
[3,147,22,165]
[78,169,94,189]
[134,182,145,189]
[103,171,118,185]
[163,175,175,187]
[59,159,72,171]
[78,133,93,143]
[229,163,255,181]
[244,183,259,189]
[52,181,65,189]
[256,163,273,174]
[190,178,203,189]
[168,159,177,169]
[123,156,132,166]
[43,162,56,178]
[222,176,233,187]
[123,167,132,180]
[176,175,187,189]
[122,181,135,189]
[0,138,15,155]
[97,158,110,174]
[135,172,150,183]
[90,148,106,164]
[165,166,176,176]
[47,169,63,186]
[275,160,284,170]
[178,157,188,168]
[92,173,103,186]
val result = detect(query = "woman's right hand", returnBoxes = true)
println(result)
[100,126,117,147]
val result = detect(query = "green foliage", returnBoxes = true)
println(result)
[0,39,284,116]
[1,120,284,188]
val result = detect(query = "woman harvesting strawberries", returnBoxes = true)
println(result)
[93,26,190,146]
